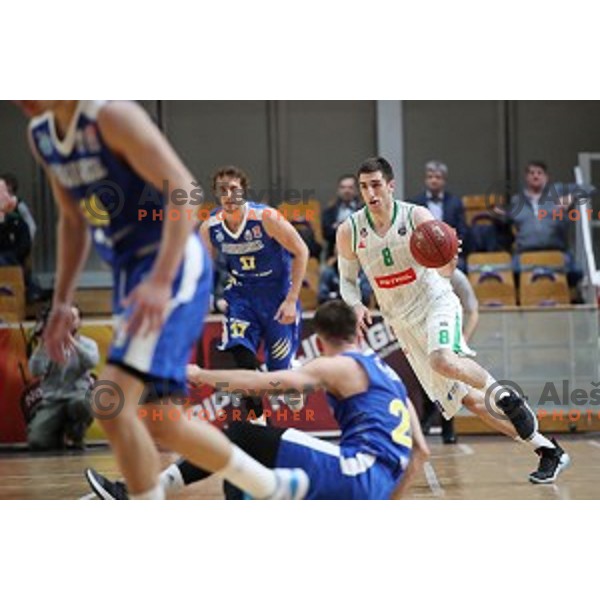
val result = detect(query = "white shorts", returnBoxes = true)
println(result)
[388,292,472,419]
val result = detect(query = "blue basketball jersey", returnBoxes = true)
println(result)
[28,100,171,268]
[207,202,292,294]
[327,349,413,473]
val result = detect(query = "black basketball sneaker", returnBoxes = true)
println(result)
[85,468,129,500]
[529,438,571,484]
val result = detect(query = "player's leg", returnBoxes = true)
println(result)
[219,294,265,420]
[91,364,163,497]
[86,421,305,499]
[141,403,308,499]
[424,296,570,482]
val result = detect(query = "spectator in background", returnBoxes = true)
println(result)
[322,174,361,258]
[318,247,372,306]
[1,173,37,241]
[504,161,582,287]
[0,178,31,267]
[412,160,468,270]
[27,304,99,451]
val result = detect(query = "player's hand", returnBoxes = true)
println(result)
[43,303,76,363]
[186,364,203,387]
[215,298,228,314]
[123,277,172,336]
[275,297,297,325]
[354,303,372,341]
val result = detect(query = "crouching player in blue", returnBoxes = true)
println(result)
[85,300,429,500]
[19,101,307,500]
[202,166,309,420]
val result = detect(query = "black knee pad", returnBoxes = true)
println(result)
[496,393,536,440]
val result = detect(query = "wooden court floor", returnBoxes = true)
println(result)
[1,434,599,500]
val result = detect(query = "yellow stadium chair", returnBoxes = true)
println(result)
[467,251,516,307]
[300,257,320,310]
[0,266,26,322]
[519,271,570,307]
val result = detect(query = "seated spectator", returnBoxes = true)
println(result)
[503,161,583,287]
[318,248,372,306]
[411,160,468,270]
[1,173,37,242]
[27,305,99,451]
[0,178,31,268]
[291,217,322,260]
[322,174,361,258]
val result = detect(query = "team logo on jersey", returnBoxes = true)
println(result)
[244,230,253,242]
[360,227,368,238]
[271,337,292,360]
[252,225,263,239]
[37,132,54,157]
[398,225,407,236]
[215,231,225,243]
[374,267,417,289]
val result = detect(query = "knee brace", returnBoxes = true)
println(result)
[496,392,537,440]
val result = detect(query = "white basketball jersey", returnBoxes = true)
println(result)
[349,200,452,324]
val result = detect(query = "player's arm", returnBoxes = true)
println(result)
[98,101,202,334]
[28,131,91,361]
[187,358,327,402]
[337,220,371,336]
[262,211,309,324]
[389,399,430,500]
[199,220,217,260]
[412,205,459,278]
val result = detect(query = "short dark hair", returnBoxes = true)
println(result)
[357,157,394,183]
[211,165,250,194]
[526,160,548,174]
[1,173,18,194]
[313,300,357,344]
[337,173,358,186]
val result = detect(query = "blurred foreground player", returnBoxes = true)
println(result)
[337,156,570,484]
[19,100,307,499]
[202,166,308,421]
[85,300,429,500]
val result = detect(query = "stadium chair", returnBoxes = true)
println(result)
[467,251,516,307]
[0,266,26,322]
[278,199,323,244]
[300,257,320,310]
[462,194,504,226]
[519,250,565,269]
[519,269,570,307]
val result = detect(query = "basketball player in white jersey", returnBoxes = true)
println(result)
[337,157,570,484]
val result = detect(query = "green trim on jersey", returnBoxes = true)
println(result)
[452,312,462,354]
[350,214,358,253]
[365,200,398,233]
[407,204,415,231]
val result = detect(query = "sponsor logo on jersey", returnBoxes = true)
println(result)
[221,240,264,255]
[374,267,417,289]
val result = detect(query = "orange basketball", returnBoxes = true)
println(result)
[409,220,458,268]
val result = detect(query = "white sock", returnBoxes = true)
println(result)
[130,482,166,500]
[526,432,555,451]
[218,446,277,499]
[159,464,186,494]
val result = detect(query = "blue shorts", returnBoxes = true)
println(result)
[220,287,300,370]
[275,429,402,500]
[108,235,212,397]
